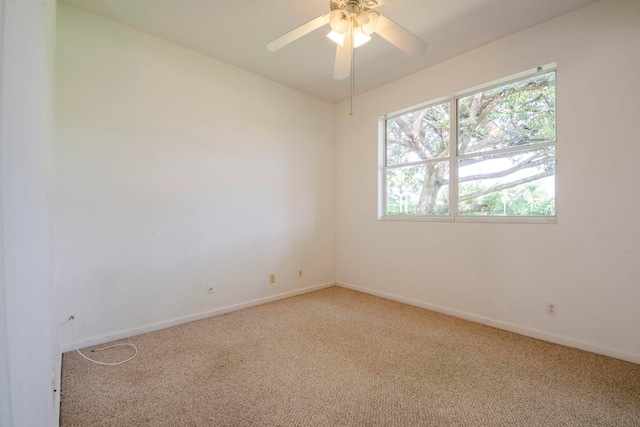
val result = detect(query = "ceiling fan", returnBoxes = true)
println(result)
[266,0,429,81]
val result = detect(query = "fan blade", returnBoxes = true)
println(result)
[267,13,330,52]
[375,14,428,57]
[333,29,352,80]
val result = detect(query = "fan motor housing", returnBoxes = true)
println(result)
[330,0,378,12]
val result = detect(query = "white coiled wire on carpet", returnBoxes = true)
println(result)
[61,316,138,366]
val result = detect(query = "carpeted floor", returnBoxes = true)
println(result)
[60,286,640,426]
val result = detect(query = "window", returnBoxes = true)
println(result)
[381,66,556,222]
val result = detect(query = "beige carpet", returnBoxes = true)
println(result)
[60,286,640,426]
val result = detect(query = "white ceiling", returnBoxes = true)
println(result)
[60,0,600,103]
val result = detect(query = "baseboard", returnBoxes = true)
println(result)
[336,281,640,365]
[60,281,336,353]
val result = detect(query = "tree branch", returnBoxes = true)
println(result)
[458,169,554,202]
[459,135,550,155]
[458,146,553,167]
[392,114,435,158]
[459,78,554,153]
[458,156,551,183]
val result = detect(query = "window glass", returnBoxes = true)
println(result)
[458,147,555,216]
[458,73,555,155]
[386,102,450,166]
[386,162,449,216]
[382,68,556,221]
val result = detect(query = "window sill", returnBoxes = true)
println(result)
[379,215,557,224]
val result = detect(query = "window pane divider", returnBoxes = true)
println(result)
[450,99,458,219]
[386,157,450,169]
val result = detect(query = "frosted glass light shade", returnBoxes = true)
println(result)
[327,27,371,48]
[329,9,350,34]
[357,11,379,36]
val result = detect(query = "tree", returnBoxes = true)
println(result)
[386,72,556,215]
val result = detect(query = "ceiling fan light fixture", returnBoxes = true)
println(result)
[327,27,371,48]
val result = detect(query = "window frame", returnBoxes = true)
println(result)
[379,64,557,224]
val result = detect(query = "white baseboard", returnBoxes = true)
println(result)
[336,281,640,365]
[60,281,336,353]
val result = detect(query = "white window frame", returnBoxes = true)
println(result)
[378,63,557,223]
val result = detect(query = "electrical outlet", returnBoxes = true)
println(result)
[269,274,275,284]
[207,285,214,294]
[299,269,303,278]
[546,302,557,316]
[52,374,56,407]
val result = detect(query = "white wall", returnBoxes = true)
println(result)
[336,0,640,363]
[55,4,336,348]
[0,3,10,423]
[1,0,58,426]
